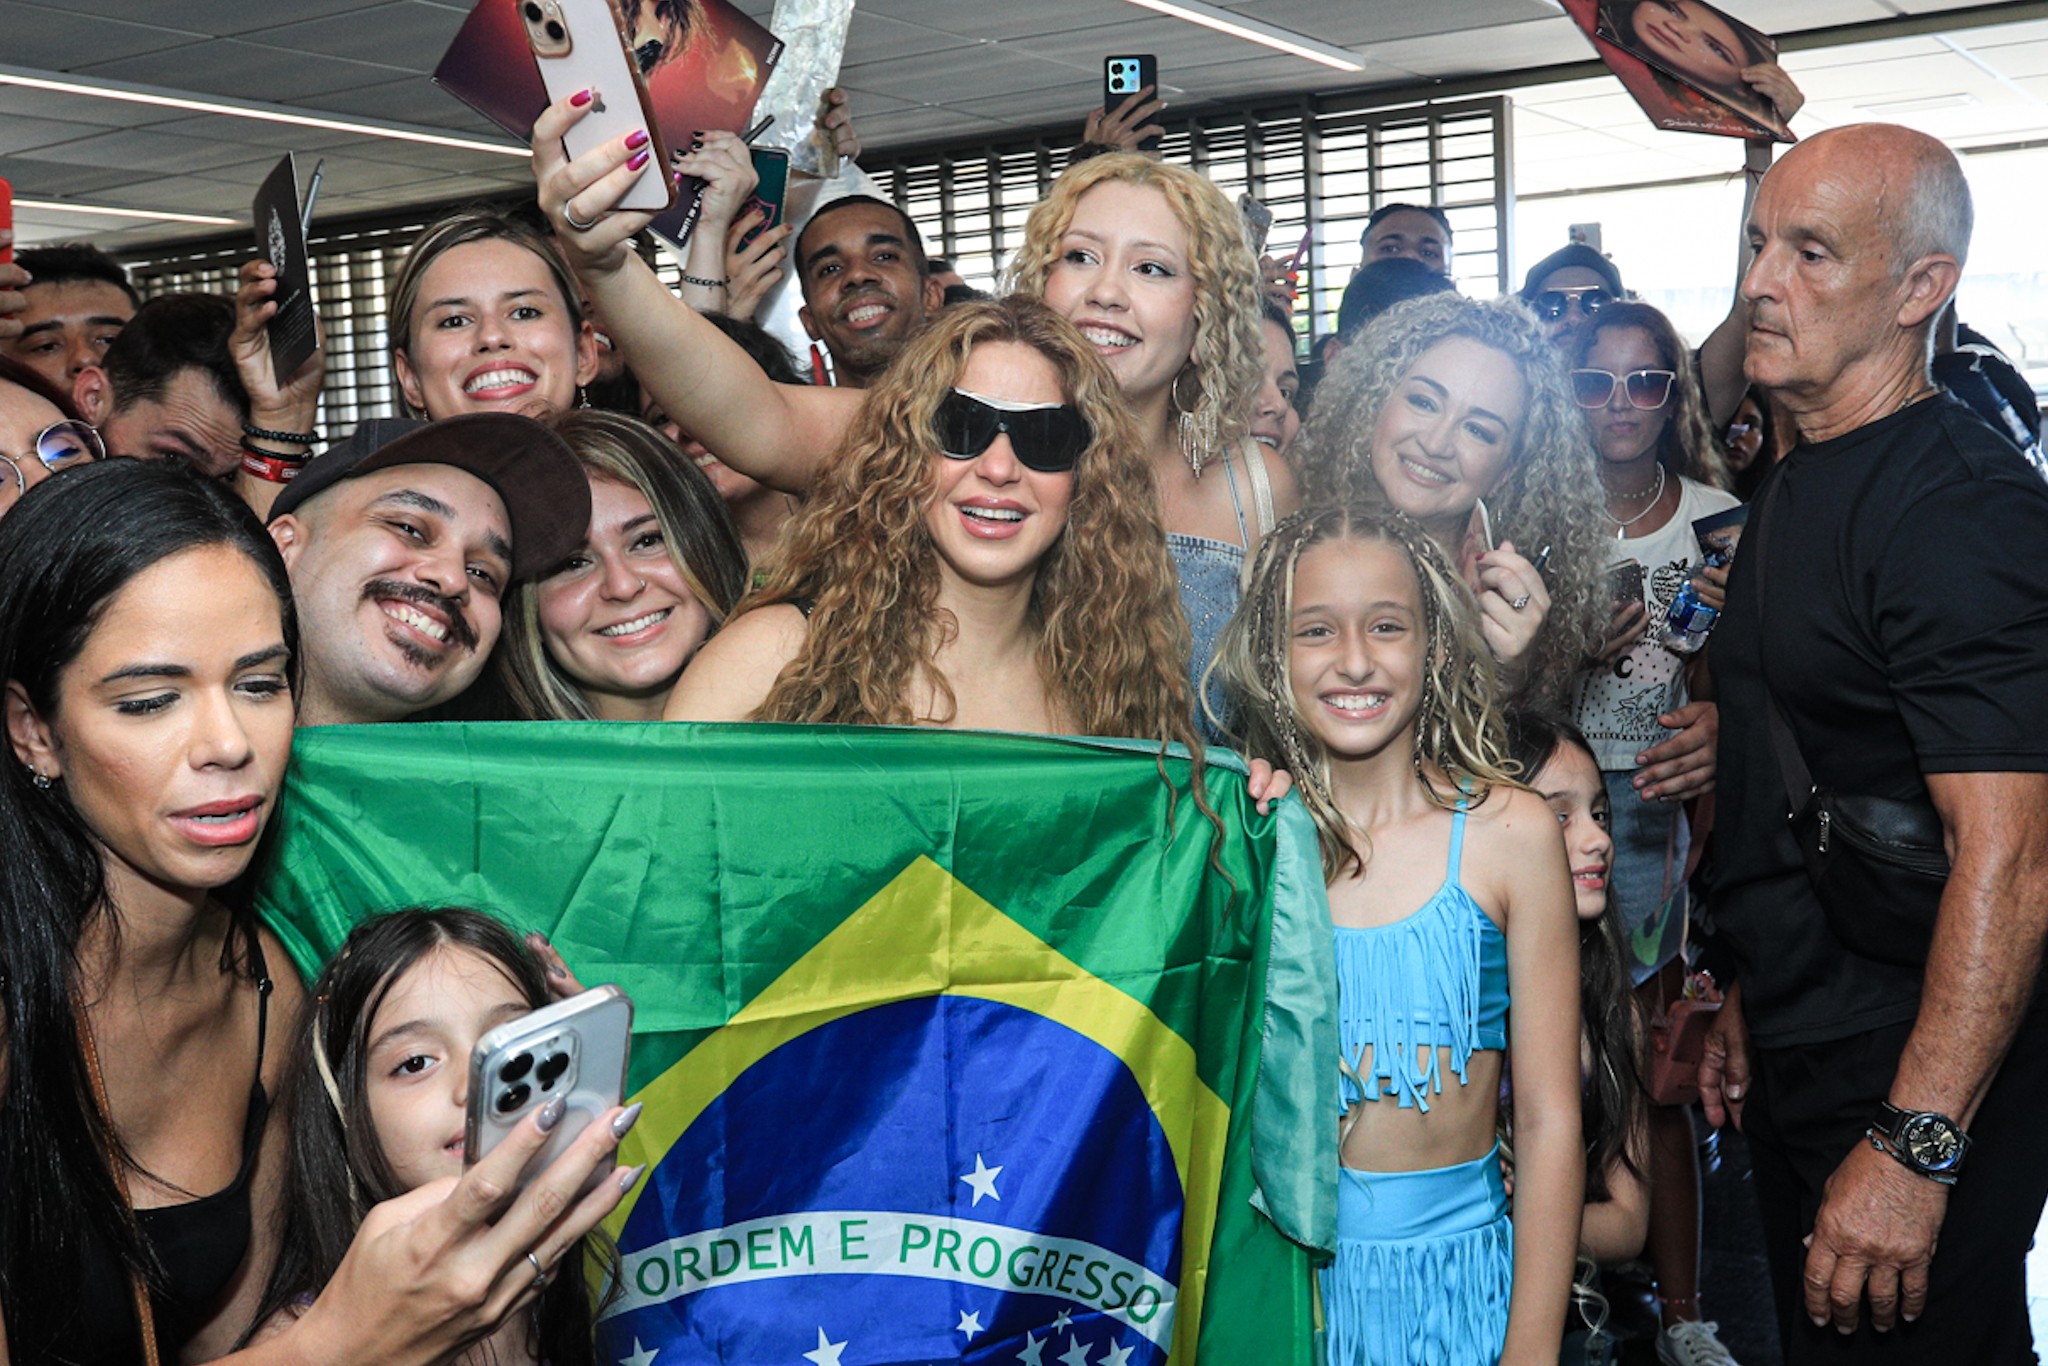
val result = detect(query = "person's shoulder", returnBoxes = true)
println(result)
[1682,477,1741,516]
[664,603,809,722]
[1464,783,1562,856]
[1899,396,2044,492]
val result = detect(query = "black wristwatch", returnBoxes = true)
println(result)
[1867,1102,1970,1185]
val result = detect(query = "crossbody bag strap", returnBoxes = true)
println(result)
[1239,438,1277,542]
[75,1002,164,1366]
[1749,471,1819,814]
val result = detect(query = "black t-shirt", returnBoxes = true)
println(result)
[1710,394,2048,1048]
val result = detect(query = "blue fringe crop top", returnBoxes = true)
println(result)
[1335,803,1509,1112]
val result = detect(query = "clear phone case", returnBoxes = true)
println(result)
[523,0,675,213]
[465,983,634,1193]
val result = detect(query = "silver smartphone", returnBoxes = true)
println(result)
[464,983,634,1194]
[522,0,675,213]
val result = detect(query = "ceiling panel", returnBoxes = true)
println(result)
[5,0,2045,251]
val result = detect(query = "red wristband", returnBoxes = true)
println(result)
[240,449,307,483]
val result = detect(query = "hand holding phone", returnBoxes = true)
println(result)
[1101,54,1163,153]
[466,984,633,1196]
[522,0,674,214]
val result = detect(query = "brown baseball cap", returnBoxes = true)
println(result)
[266,413,589,579]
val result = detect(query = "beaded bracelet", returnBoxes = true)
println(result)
[681,272,728,289]
[240,420,321,445]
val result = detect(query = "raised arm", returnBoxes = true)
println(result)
[1699,63,1806,424]
[530,96,858,494]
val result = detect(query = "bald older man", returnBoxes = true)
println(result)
[1701,124,2048,1362]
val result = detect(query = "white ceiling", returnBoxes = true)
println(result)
[0,0,2035,252]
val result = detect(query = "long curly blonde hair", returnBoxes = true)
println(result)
[747,296,1202,755]
[1004,153,1263,464]
[1574,300,1730,490]
[1295,293,1606,708]
[1215,500,1516,879]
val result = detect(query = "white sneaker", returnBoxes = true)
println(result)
[1657,1319,1740,1366]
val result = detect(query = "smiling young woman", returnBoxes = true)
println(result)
[387,209,601,422]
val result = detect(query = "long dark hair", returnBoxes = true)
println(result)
[252,909,610,1364]
[1504,710,1646,1198]
[1574,299,1729,490]
[0,458,299,1360]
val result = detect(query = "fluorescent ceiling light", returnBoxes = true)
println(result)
[1117,0,1365,72]
[16,197,239,226]
[0,64,527,158]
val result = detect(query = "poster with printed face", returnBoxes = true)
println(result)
[1564,0,1793,142]
[435,0,782,247]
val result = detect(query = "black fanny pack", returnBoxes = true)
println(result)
[1753,476,1950,966]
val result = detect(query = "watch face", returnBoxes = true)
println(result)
[1901,1113,1964,1171]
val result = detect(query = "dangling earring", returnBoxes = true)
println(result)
[576,385,591,410]
[1173,370,1217,479]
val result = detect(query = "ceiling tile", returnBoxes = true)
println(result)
[293,77,504,133]
[74,38,412,104]
[52,0,376,39]
[239,1,465,73]
[0,113,113,156]
[0,2,205,68]
[0,156,153,198]
[20,127,280,175]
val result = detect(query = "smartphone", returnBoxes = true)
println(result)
[1608,560,1646,605]
[1,176,13,264]
[1103,54,1161,153]
[1471,497,1495,554]
[736,146,790,252]
[465,983,633,1194]
[521,0,675,214]
[1238,193,1273,255]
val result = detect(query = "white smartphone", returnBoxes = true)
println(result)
[465,983,634,1194]
[521,0,675,213]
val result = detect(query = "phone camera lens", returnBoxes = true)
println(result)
[536,1051,571,1087]
[496,1082,531,1115]
[523,1,543,18]
[501,1051,534,1083]
[545,19,566,41]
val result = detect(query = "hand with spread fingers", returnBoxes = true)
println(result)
[1084,86,1166,154]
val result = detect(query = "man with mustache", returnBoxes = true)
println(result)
[266,413,589,725]
[794,195,943,389]
[1703,123,2048,1363]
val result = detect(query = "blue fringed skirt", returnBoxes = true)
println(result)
[1321,1145,1514,1366]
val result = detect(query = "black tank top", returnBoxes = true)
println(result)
[64,940,273,1364]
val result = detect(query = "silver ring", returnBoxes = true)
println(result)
[562,201,599,233]
[526,1250,549,1289]
[1511,594,1531,611]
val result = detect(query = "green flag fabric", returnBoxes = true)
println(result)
[254,721,1334,1364]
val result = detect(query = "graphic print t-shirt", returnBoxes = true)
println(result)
[1575,476,1741,773]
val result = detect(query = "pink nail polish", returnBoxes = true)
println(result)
[571,89,592,107]
[626,128,650,150]
[628,149,650,171]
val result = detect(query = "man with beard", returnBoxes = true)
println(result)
[794,195,943,389]
[266,413,589,725]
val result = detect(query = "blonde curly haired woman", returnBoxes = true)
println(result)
[528,98,1295,736]
[665,294,1205,751]
[1296,293,1607,709]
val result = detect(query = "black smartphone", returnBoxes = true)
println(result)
[736,146,790,252]
[1103,54,1161,153]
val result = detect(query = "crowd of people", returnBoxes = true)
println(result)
[0,44,2044,1366]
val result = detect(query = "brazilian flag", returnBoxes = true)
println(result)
[255,723,1335,1364]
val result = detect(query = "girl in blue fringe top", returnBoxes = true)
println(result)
[1219,502,1584,1365]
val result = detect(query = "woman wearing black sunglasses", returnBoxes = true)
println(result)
[664,295,1211,757]
[1567,298,1742,1366]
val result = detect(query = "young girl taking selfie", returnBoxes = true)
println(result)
[1217,502,1582,1365]
[248,909,639,1366]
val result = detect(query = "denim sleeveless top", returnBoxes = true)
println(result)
[1335,803,1510,1112]
[1168,455,1252,745]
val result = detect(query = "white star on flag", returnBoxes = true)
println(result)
[1051,1307,1074,1330]
[1016,1330,1048,1365]
[619,1339,660,1366]
[957,1309,985,1340]
[1058,1336,1093,1366]
[960,1152,1003,1206]
[1101,1342,1135,1366]
[802,1327,848,1366]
